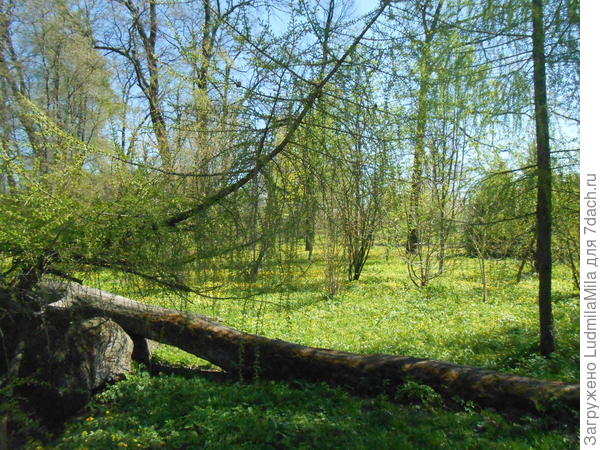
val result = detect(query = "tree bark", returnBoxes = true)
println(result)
[44,282,578,418]
[531,0,555,357]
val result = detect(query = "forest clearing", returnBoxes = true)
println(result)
[50,251,579,449]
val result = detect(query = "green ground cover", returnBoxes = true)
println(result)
[49,248,579,448]
[54,374,575,449]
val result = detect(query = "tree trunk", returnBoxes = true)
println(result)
[406,71,428,254]
[406,1,444,254]
[564,239,579,290]
[44,282,577,418]
[304,183,316,261]
[478,253,488,302]
[531,0,555,357]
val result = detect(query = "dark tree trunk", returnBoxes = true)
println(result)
[304,190,316,261]
[113,0,171,170]
[531,0,555,357]
[45,282,578,418]
[146,0,171,171]
[516,237,535,284]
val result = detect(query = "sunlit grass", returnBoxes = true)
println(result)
[50,247,579,449]
[81,245,579,381]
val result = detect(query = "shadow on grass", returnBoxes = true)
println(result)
[53,371,577,450]
[358,317,578,383]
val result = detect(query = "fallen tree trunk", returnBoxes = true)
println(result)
[44,282,578,418]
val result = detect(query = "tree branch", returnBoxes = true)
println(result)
[164,0,392,227]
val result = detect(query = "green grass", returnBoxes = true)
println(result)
[83,247,579,381]
[49,248,579,449]
[50,371,576,449]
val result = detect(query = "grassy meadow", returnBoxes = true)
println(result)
[50,246,579,449]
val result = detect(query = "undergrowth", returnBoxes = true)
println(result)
[51,371,577,449]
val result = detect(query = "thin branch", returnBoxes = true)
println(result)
[164,1,392,227]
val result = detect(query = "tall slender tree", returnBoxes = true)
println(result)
[531,0,555,356]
